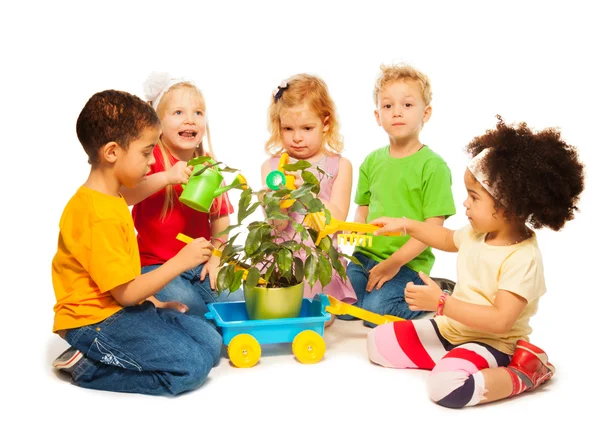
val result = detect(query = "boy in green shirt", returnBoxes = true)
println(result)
[347,64,456,324]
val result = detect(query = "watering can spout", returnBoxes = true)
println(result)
[215,173,248,197]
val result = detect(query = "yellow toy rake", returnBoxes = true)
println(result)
[304,211,383,247]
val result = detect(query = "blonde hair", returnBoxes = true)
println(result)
[153,82,219,219]
[373,64,432,106]
[265,74,343,156]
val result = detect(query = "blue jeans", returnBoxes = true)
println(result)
[345,252,424,326]
[65,302,223,395]
[142,263,245,317]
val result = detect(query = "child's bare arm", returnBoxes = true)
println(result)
[372,216,457,252]
[444,290,527,334]
[407,272,527,334]
[110,237,213,306]
[366,216,444,292]
[317,157,352,221]
[120,161,192,205]
[354,205,369,224]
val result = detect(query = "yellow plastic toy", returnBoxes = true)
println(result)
[337,233,373,247]
[325,295,404,325]
[176,233,266,285]
[265,152,296,208]
[304,211,381,246]
[228,333,262,368]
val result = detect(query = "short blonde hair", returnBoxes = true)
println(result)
[373,64,432,106]
[266,74,343,156]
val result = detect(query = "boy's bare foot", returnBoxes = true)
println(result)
[325,314,336,328]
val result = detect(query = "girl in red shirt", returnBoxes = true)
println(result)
[122,72,243,316]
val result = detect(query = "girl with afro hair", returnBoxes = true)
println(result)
[365,116,584,408]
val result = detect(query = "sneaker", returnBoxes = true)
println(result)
[432,277,456,294]
[508,340,555,391]
[53,347,83,374]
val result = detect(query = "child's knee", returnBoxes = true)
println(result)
[427,372,477,409]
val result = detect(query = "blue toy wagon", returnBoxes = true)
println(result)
[205,296,331,368]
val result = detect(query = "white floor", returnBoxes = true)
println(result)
[38,314,582,420]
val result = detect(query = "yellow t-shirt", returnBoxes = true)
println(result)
[52,186,141,332]
[434,225,546,355]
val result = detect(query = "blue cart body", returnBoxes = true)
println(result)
[205,295,332,345]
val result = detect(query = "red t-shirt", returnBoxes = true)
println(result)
[132,147,234,267]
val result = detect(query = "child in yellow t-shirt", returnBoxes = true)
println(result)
[51,90,222,395]
[368,116,584,408]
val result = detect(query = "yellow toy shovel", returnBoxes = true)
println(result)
[324,295,404,325]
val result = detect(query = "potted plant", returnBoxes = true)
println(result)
[216,159,354,320]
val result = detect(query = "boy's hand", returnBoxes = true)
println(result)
[371,217,406,236]
[405,272,443,312]
[175,237,214,271]
[200,254,220,290]
[366,258,401,291]
[167,161,194,185]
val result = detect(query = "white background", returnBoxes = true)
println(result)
[2,0,598,419]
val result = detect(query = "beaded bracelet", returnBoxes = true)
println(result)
[435,292,449,317]
[402,216,407,236]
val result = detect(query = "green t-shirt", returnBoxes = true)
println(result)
[354,145,456,274]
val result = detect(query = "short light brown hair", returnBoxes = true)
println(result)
[373,64,432,106]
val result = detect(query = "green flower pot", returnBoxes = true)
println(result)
[243,282,304,320]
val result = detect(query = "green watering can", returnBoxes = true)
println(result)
[179,156,247,213]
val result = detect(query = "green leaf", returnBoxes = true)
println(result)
[292,221,305,234]
[324,208,332,225]
[276,248,293,273]
[214,224,241,238]
[294,257,304,283]
[307,198,324,213]
[290,183,315,199]
[290,200,308,215]
[264,263,275,284]
[341,252,361,266]
[245,267,261,288]
[188,156,214,167]
[244,229,262,255]
[219,165,241,173]
[301,170,320,195]
[272,188,292,198]
[230,270,244,293]
[281,241,302,252]
[217,265,235,293]
[328,246,347,280]
[298,193,315,207]
[283,160,311,171]
[305,255,318,287]
[245,202,261,218]
[318,254,332,288]
[268,211,291,221]
[317,234,331,252]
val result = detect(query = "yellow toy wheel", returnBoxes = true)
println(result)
[228,334,261,368]
[292,330,326,364]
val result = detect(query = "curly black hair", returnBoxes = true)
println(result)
[76,90,160,165]
[466,116,585,231]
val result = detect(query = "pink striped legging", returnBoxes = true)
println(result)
[367,318,510,408]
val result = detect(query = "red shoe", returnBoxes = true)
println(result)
[507,340,555,394]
